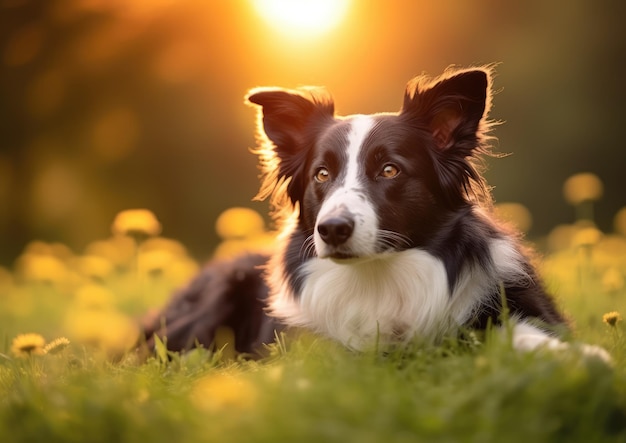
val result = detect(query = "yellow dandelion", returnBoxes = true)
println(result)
[85,236,136,270]
[547,224,579,252]
[76,255,114,281]
[64,309,139,355]
[214,208,275,258]
[11,333,46,357]
[137,249,174,277]
[111,209,162,239]
[74,284,115,310]
[563,172,603,205]
[494,202,533,233]
[215,207,265,240]
[24,240,73,262]
[164,258,200,287]
[191,372,257,411]
[572,225,602,248]
[140,237,188,258]
[614,207,626,237]
[213,232,278,259]
[44,337,70,354]
[595,235,626,257]
[602,311,622,327]
[16,253,68,285]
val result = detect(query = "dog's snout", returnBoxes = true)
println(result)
[317,217,355,246]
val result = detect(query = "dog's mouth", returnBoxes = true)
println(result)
[328,251,358,261]
[317,247,360,262]
[323,248,384,264]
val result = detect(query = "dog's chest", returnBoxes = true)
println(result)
[296,250,474,350]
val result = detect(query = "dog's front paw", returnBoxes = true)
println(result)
[576,343,613,365]
[511,321,613,365]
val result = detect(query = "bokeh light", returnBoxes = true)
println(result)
[252,0,351,37]
[214,207,275,258]
[111,209,162,239]
[563,173,604,206]
[614,207,626,237]
[494,202,533,233]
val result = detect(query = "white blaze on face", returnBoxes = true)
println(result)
[314,116,380,258]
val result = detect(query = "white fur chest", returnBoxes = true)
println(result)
[268,248,500,351]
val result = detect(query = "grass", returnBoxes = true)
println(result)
[0,328,625,443]
[1,209,626,442]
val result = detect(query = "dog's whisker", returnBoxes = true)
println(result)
[377,230,413,250]
[300,234,317,259]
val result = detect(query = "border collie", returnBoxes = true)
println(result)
[141,67,609,361]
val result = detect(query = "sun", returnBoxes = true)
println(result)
[252,0,351,37]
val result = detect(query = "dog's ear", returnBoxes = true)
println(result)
[402,68,490,151]
[402,68,493,206]
[246,88,335,204]
[247,88,334,153]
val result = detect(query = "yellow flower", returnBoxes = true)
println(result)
[17,253,68,285]
[546,224,578,252]
[191,373,257,411]
[563,172,603,205]
[164,258,199,286]
[572,226,602,248]
[64,309,139,355]
[603,311,622,327]
[137,249,174,277]
[215,207,265,239]
[213,232,277,259]
[494,202,533,233]
[44,337,70,354]
[77,255,114,281]
[23,241,73,262]
[614,207,626,237]
[141,237,188,257]
[74,284,115,310]
[11,333,46,357]
[111,209,162,238]
[213,207,276,258]
[85,236,136,270]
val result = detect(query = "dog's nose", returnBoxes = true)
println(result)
[317,217,355,246]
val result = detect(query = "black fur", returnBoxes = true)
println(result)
[140,253,277,356]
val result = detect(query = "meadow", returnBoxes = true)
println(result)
[1,174,626,442]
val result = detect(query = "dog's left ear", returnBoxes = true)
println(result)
[402,69,490,151]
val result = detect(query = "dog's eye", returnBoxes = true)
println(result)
[315,167,330,183]
[380,164,400,179]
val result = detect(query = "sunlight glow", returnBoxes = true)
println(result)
[253,0,350,36]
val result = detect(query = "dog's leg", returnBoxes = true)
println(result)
[511,321,612,364]
[139,253,278,357]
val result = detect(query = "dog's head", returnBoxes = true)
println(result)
[247,68,494,260]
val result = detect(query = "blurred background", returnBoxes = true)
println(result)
[1,0,625,266]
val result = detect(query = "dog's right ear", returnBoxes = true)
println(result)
[246,88,335,204]
[246,87,334,156]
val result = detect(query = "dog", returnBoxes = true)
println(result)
[141,67,609,361]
